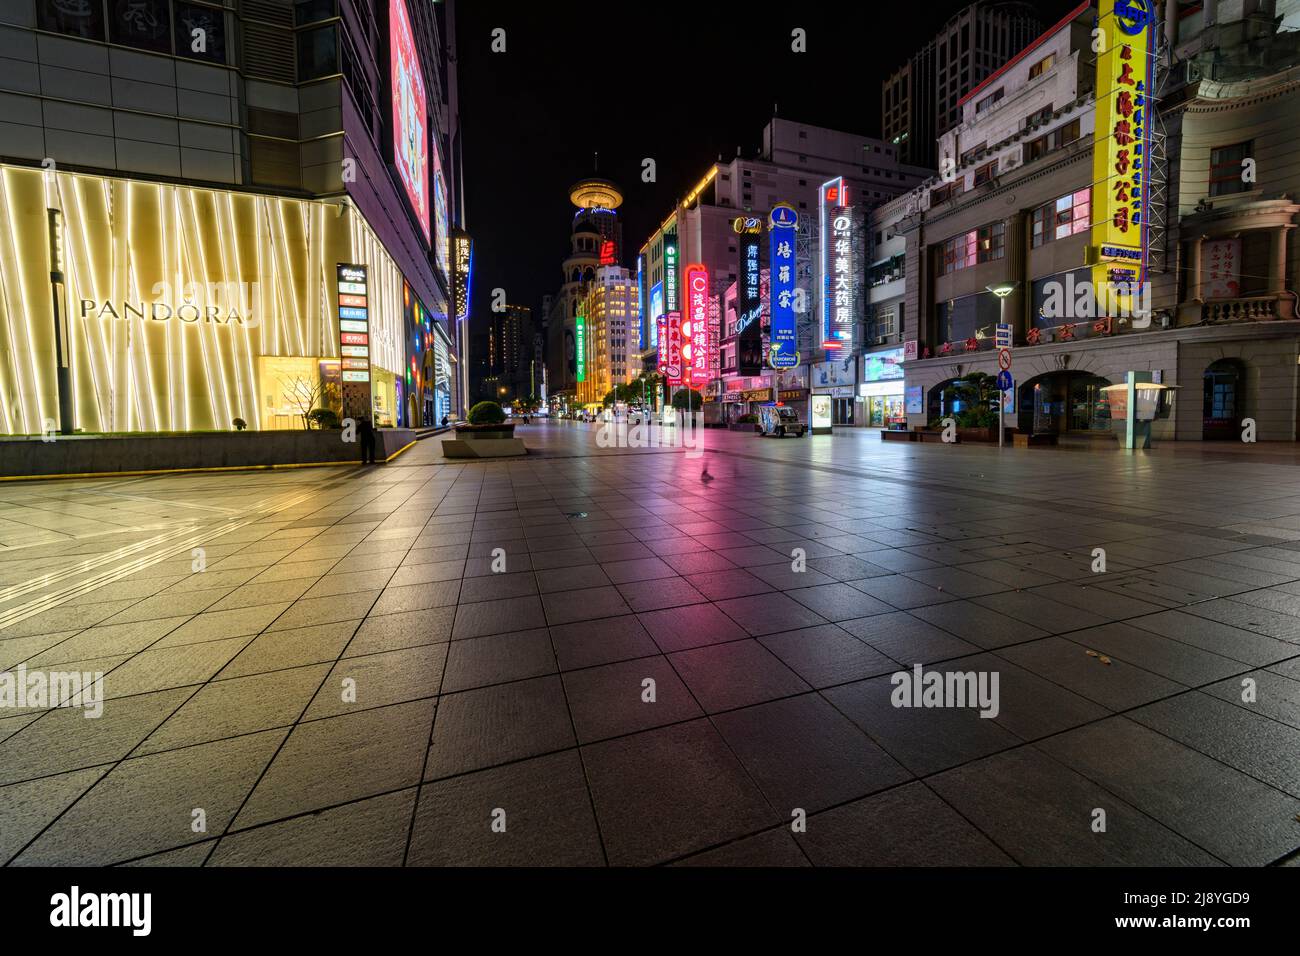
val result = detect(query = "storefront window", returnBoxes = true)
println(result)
[937,290,1000,344]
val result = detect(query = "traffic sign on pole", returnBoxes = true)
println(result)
[997,348,1012,371]
[996,369,1013,391]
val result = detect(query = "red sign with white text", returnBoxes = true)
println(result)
[684,263,709,389]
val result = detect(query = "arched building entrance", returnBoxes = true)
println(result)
[1017,371,1112,435]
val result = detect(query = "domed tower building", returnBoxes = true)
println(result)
[546,178,624,409]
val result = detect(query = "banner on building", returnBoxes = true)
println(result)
[769,203,799,368]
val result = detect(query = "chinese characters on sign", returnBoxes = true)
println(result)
[1203,238,1241,299]
[575,314,586,383]
[1090,0,1153,315]
[664,311,683,387]
[769,203,798,369]
[337,263,372,420]
[821,178,854,351]
[664,235,679,312]
[684,264,709,388]
[735,216,764,375]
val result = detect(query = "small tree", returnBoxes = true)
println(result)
[283,375,324,430]
[671,388,704,411]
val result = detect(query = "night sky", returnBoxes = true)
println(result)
[455,0,1080,332]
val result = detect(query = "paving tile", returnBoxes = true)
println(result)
[221,620,359,677]
[541,585,631,625]
[1129,610,1297,666]
[549,614,660,670]
[847,574,959,610]
[269,591,382,630]
[929,747,1220,866]
[1128,692,1300,797]
[840,611,981,664]
[535,564,612,593]
[0,766,108,864]
[441,628,555,692]
[14,729,286,865]
[672,828,810,867]
[137,663,330,753]
[997,636,1184,711]
[581,719,774,865]
[713,694,909,812]
[102,635,253,699]
[562,656,702,742]
[615,576,708,612]
[1040,716,1300,866]
[668,639,810,712]
[235,700,434,829]
[787,582,895,622]
[909,600,1049,649]
[425,675,573,779]
[689,568,774,601]
[212,790,415,866]
[452,595,546,640]
[822,672,1020,776]
[758,623,898,687]
[1203,669,1300,729]
[798,781,1015,866]
[408,751,603,866]
[714,591,828,636]
[634,606,748,658]
[304,643,447,719]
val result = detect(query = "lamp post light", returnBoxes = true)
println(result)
[986,281,1019,449]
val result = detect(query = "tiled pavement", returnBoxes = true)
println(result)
[2,420,1300,866]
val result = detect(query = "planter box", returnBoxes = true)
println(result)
[957,427,994,443]
[1013,432,1058,447]
[0,429,417,479]
[880,430,916,442]
[916,430,951,443]
[440,436,528,459]
[454,423,516,440]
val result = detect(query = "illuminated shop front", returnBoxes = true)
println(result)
[0,164,408,435]
[860,347,906,428]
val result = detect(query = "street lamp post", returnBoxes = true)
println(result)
[986,281,1019,450]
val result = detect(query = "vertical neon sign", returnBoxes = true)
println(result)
[769,203,798,368]
[684,264,709,389]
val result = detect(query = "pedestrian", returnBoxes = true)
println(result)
[357,413,376,465]
[441,414,449,428]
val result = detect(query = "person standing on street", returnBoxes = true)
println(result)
[357,413,376,465]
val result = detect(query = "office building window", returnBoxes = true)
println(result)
[174,2,225,63]
[1024,119,1081,162]
[110,0,172,53]
[1031,189,1091,247]
[939,221,1004,275]
[974,161,997,186]
[1209,141,1253,196]
[1028,53,1055,80]
[38,0,105,39]
[297,23,338,80]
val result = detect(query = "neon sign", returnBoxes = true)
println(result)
[575,314,586,382]
[684,263,709,387]
[768,203,798,368]
[389,0,429,244]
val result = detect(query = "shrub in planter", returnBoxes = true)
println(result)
[307,408,340,429]
[467,401,506,425]
[458,401,515,438]
[232,417,247,431]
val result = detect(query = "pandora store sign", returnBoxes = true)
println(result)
[78,283,260,327]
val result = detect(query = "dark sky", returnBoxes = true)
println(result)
[455,0,1079,332]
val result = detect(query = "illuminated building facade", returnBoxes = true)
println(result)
[575,266,641,406]
[0,0,464,434]
[889,0,1300,442]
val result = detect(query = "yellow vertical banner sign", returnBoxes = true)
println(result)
[1090,0,1155,316]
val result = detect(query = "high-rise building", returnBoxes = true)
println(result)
[546,176,624,409]
[882,1,1043,168]
[575,266,641,406]
[0,0,464,434]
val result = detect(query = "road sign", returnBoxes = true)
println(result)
[997,370,1013,391]
[995,323,1013,348]
[997,348,1012,371]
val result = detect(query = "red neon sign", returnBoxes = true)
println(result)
[684,263,709,389]
[599,240,616,266]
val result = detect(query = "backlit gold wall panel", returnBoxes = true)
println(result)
[0,165,403,434]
